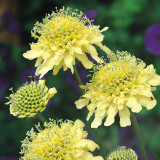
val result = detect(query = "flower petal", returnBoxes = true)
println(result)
[74,119,85,128]
[126,96,142,113]
[138,87,153,97]
[76,139,99,151]
[47,88,57,98]
[53,61,63,75]
[36,57,55,78]
[76,53,93,69]
[119,106,131,127]
[38,80,45,86]
[137,95,157,110]
[104,105,117,126]
[23,50,44,60]
[79,151,94,160]
[82,44,101,62]
[75,99,89,109]
[35,56,43,67]
[96,42,111,54]
[64,53,74,68]
[91,109,105,128]
[101,26,109,32]
[148,75,160,86]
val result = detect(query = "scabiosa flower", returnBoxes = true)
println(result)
[6,80,57,118]
[20,119,103,160]
[75,51,160,128]
[23,7,110,78]
[106,146,138,160]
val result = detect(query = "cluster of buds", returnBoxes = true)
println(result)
[107,146,138,160]
[6,80,57,118]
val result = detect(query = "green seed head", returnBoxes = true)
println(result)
[107,146,138,160]
[6,80,57,118]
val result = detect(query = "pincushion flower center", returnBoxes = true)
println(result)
[38,16,88,49]
[92,61,140,96]
[31,127,75,158]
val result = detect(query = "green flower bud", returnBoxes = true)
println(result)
[107,146,138,160]
[6,80,57,118]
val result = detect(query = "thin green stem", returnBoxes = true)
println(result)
[73,65,85,95]
[130,111,148,160]
[37,112,48,123]
[73,65,106,158]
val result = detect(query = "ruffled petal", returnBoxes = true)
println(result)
[83,90,93,99]
[47,88,57,99]
[35,56,43,67]
[53,54,64,65]
[101,26,109,32]
[104,105,117,126]
[38,80,45,86]
[126,96,142,113]
[96,42,111,54]
[74,39,89,47]
[148,75,160,86]
[137,95,157,110]
[79,151,94,160]
[91,109,105,128]
[119,106,131,127]
[23,50,44,60]
[70,47,83,54]
[82,44,101,62]
[74,119,85,128]
[76,139,99,151]
[76,53,93,69]
[36,57,55,78]
[53,61,63,75]
[93,156,104,160]
[75,99,89,109]
[138,87,153,97]
[64,53,74,68]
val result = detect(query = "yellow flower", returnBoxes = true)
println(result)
[106,146,138,160]
[75,51,160,128]
[20,119,103,160]
[23,7,110,78]
[6,80,57,118]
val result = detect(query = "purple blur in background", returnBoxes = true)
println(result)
[84,9,98,21]
[144,24,160,56]
[65,66,89,92]
[2,11,20,35]
[119,127,153,160]
[20,68,39,83]
[0,155,17,160]
[0,76,10,100]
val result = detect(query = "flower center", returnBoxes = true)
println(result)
[40,16,87,49]
[26,123,87,159]
[31,8,91,50]
[91,61,142,96]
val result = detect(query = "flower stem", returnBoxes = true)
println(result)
[37,112,48,123]
[73,65,105,158]
[73,65,85,95]
[130,111,148,160]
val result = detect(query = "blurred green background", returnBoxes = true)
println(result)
[0,0,160,159]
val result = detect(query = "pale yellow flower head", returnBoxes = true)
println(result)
[6,80,57,118]
[75,51,160,128]
[20,119,103,160]
[23,7,110,78]
[106,146,138,160]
